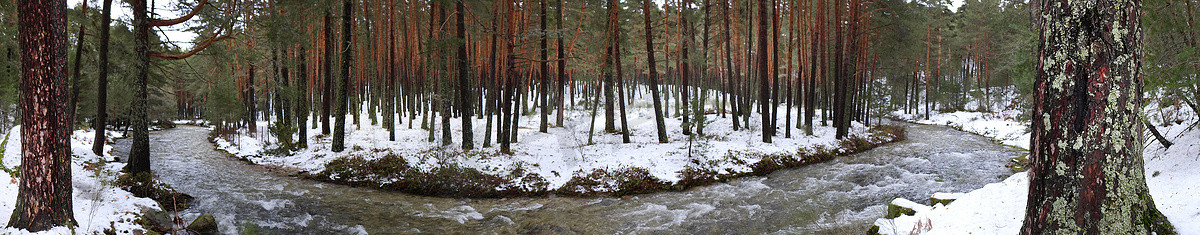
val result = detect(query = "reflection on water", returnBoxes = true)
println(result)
[114,121,1021,234]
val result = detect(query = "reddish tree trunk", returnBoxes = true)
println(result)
[11,0,76,230]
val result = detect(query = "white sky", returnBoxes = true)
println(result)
[68,0,200,48]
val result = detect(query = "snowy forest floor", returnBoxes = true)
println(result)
[874,96,1199,234]
[0,127,158,234]
[212,92,903,197]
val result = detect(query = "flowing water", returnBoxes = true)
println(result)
[113,121,1023,234]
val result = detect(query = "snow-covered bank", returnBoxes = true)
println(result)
[872,123,1200,234]
[213,91,903,197]
[891,109,1029,150]
[0,127,158,234]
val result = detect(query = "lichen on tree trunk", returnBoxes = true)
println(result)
[1022,0,1175,234]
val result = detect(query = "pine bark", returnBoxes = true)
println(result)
[757,0,771,143]
[92,0,112,156]
[1021,0,1175,233]
[539,0,550,133]
[456,1,473,149]
[126,0,151,175]
[332,0,352,152]
[10,0,76,230]
[322,10,333,135]
[680,0,692,136]
[297,46,309,148]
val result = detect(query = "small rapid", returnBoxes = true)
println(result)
[114,121,1022,234]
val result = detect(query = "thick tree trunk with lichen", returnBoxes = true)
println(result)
[1021,0,1175,234]
[10,0,76,231]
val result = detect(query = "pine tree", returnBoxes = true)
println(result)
[332,0,352,152]
[92,0,112,155]
[644,0,669,143]
[456,0,473,149]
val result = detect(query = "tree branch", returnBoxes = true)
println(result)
[149,33,232,60]
[148,0,209,27]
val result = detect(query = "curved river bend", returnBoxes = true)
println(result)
[114,122,1022,234]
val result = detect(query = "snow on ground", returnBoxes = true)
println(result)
[891,109,1029,150]
[213,87,894,190]
[0,127,158,234]
[875,99,1200,234]
[891,86,1031,149]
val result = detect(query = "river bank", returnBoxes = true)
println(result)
[137,122,1019,234]
[213,106,905,197]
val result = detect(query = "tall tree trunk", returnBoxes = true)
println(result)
[644,0,669,143]
[604,0,618,134]
[680,0,692,136]
[769,0,779,138]
[698,0,711,136]
[297,46,308,148]
[724,0,738,131]
[10,0,76,230]
[92,0,113,156]
[1021,0,1175,234]
[757,0,771,143]
[805,0,820,136]
[126,0,151,175]
[539,0,550,133]
[556,0,566,127]
[616,25,631,143]
[69,0,86,127]
[456,1,473,149]
[322,10,333,135]
[332,0,352,152]
[386,0,396,141]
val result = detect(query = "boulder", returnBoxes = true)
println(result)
[139,209,174,233]
[187,214,219,235]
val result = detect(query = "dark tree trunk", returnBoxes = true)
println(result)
[556,0,566,127]
[805,0,820,136]
[69,0,86,127]
[10,0,76,230]
[322,10,333,136]
[603,0,618,134]
[757,0,771,143]
[644,0,668,143]
[92,0,112,156]
[125,0,151,175]
[539,0,550,133]
[386,0,396,141]
[698,0,710,136]
[615,8,631,144]
[833,0,848,139]
[297,46,308,148]
[456,1,473,149]
[1021,0,1175,234]
[332,0,351,152]
[247,65,257,133]
[680,0,692,136]
[724,0,738,131]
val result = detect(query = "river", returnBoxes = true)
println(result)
[113,121,1022,234]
